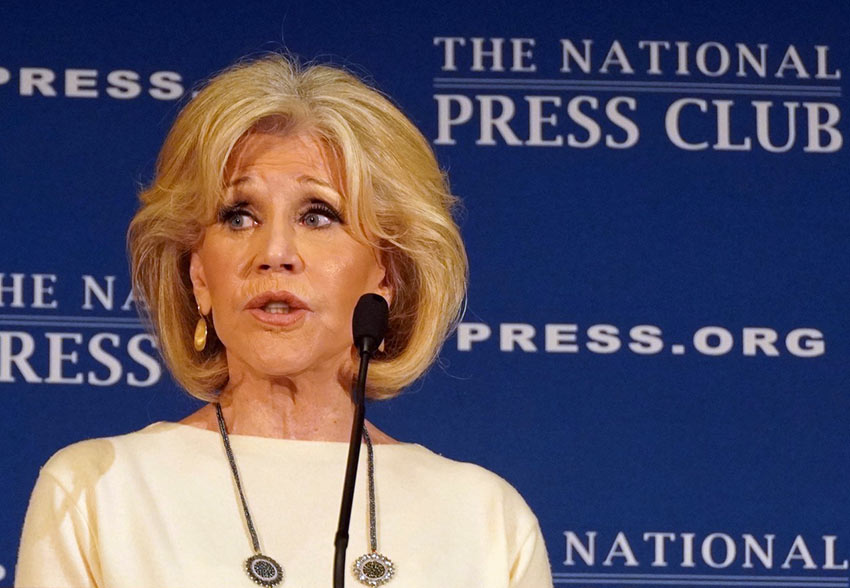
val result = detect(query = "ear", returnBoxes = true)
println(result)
[377,279,393,309]
[375,272,393,354]
[374,254,394,309]
[189,251,212,315]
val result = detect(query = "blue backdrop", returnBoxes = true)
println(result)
[1,1,849,586]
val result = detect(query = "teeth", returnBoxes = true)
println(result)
[262,302,291,314]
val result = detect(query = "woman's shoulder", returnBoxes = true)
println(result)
[382,443,538,516]
[390,443,507,481]
[36,421,197,489]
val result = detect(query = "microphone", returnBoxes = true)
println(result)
[334,294,389,588]
[352,293,390,357]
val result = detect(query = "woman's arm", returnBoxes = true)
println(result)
[509,520,555,588]
[15,469,101,588]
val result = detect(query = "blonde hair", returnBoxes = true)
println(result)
[127,54,467,401]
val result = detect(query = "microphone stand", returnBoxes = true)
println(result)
[333,347,374,588]
[334,293,387,588]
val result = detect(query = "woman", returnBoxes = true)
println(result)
[16,54,553,588]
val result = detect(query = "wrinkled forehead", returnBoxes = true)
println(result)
[226,132,334,181]
[200,119,377,244]
[217,122,347,205]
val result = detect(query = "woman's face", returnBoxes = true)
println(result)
[190,130,389,382]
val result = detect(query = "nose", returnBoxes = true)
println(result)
[255,220,304,273]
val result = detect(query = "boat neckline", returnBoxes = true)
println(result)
[147,420,423,449]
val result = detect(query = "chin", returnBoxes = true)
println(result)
[233,341,354,380]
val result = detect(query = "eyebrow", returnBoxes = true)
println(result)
[224,174,339,193]
[223,177,248,193]
[299,176,342,198]
[220,176,344,214]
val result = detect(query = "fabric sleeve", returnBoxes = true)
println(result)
[509,516,554,588]
[15,470,101,588]
[494,473,553,588]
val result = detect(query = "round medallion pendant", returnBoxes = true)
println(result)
[353,552,395,586]
[245,553,285,587]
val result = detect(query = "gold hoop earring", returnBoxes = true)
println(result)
[194,304,208,352]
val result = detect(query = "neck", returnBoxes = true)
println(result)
[218,364,355,441]
[179,357,399,444]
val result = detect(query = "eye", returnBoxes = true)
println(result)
[227,211,255,230]
[217,204,257,231]
[300,201,342,229]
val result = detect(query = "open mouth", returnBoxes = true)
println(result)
[245,291,311,326]
[248,305,307,327]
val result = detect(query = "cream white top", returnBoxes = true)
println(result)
[16,421,553,588]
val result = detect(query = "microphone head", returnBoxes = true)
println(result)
[352,293,389,355]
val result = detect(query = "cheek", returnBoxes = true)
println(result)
[208,275,238,313]
[199,252,246,339]
[202,243,245,303]
[326,252,383,300]
[308,255,380,337]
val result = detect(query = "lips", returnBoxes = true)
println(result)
[245,291,311,311]
[245,291,311,327]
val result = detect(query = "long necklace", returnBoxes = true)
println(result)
[214,402,395,587]
[352,427,395,587]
